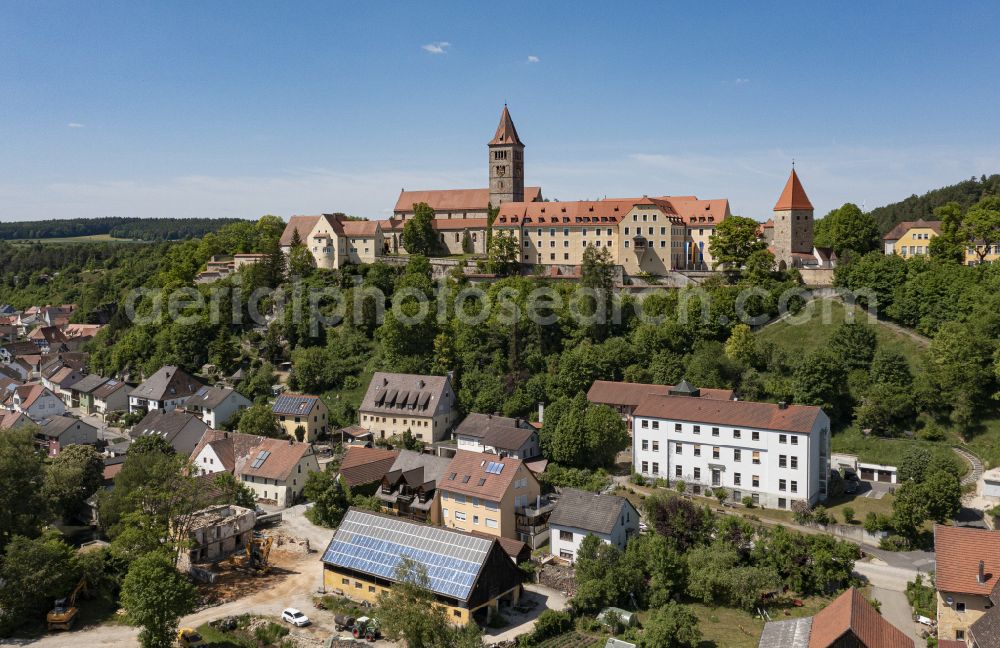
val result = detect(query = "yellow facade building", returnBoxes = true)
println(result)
[883,218,1000,266]
[438,451,548,548]
[271,393,328,442]
[321,509,523,625]
[934,525,1000,645]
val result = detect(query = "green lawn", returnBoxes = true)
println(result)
[963,416,1000,469]
[756,298,927,372]
[831,426,966,475]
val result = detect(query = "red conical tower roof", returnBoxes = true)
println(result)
[774,168,813,211]
[489,105,523,146]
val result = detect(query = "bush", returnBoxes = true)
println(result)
[791,500,813,524]
[674,480,686,494]
[254,621,289,645]
[531,610,573,642]
[630,472,646,486]
[880,535,911,551]
[843,506,856,524]
[812,505,831,526]
[906,574,937,619]
[742,496,755,508]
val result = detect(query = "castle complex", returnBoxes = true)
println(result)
[280,106,823,276]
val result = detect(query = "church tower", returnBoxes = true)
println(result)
[488,105,525,206]
[772,168,814,267]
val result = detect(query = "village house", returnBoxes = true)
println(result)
[28,325,69,354]
[452,413,541,460]
[189,429,267,477]
[37,415,99,451]
[935,525,1000,646]
[883,219,1000,266]
[548,489,639,563]
[186,385,252,428]
[439,450,549,548]
[321,509,523,625]
[337,445,399,492]
[278,213,384,270]
[92,378,130,420]
[8,383,65,418]
[128,365,203,414]
[631,386,831,509]
[176,504,256,572]
[0,410,31,430]
[238,437,319,507]
[759,587,913,647]
[42,365,85,406]
[271,393,328,442]
[359,372,459,443]
[132,409,210,456]
[70,374,109,415]
[377,449,453,525]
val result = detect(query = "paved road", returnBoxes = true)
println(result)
[872,586,924,646]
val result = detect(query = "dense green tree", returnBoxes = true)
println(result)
[572,535,645,613]
[376,558,456,648]
[43,444,104,521]
[401,203,439,257]
[924,321,993,428]
[816,203,880,256]
[0,428,48,551]
[0,532,79,633]
[286,227,315,277]
[853,383,915,436]
[303,470,350,528]
[543,394,629,469]
[922,469,962,523]
[962,196,1000,263]
[869,348,913,387]
[890,480,927,538]
[707,216,767,270]
[485,230,520,276]
[237,403,282,438]
[792,350,849,419]
[723,323,759,367]
[644,495,713,553]
[829,321,878,370]
[120,551,197,648]
[211,472,257,510]
[640,601,702,648]
[897,446,932,483]
[928,202,966,263]
[579,246,616,340]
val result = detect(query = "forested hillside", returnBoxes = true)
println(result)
[0,216,248,241]
[870,174,1000,233]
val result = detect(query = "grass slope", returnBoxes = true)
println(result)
[756,298,926,371]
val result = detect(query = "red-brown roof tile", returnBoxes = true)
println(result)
[808,588,913,648]
[935,525,1000,596]
[441,450,535,502]
[882,219,942,241]
[774,169,814,211]
[633,394,823,434]
[489,105,523,146]
[394,187,543,213]
[339,446,400,488]
[588,380,734,408]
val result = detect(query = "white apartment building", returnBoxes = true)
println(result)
[631,392,830,509]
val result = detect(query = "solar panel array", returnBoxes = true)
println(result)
[272,394,317,415]
[485,461,504,475]
[322,510,491,601]
[250,450,271,469]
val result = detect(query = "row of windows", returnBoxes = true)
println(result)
[362,414,431,427]
[442,508,499,528]
[643,421,801,446]
[443,492,500,510]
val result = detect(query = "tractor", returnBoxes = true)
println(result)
[350,616,380,642]
[230,531,273,574]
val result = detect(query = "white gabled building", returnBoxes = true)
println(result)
[631,382,830,510]
[548,488,639,563]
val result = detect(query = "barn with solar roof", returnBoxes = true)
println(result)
[321,509,523,624]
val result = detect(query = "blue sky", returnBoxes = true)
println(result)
[3,1,999,222]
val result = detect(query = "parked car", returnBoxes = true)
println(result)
[282,608,310,627]
[844,480,859,494]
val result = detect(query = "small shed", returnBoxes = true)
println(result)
[598,607,637,629]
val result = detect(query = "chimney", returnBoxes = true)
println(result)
[778,401,788,410]
[979,560,987,584]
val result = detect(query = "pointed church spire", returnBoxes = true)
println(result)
[489,105,523,146]
[774,168,813,211]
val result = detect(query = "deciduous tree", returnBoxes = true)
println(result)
[43,444,104,521]
[708,215,766,270]
[120,551,197,648]
[401,203,438,257]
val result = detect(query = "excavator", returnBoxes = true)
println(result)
[47,578,87,631]
[230,531,273,574]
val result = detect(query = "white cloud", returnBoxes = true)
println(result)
[421,42,451,55]
[527,55,540,63]
[734,78,750,85]
[67,123,85,128]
